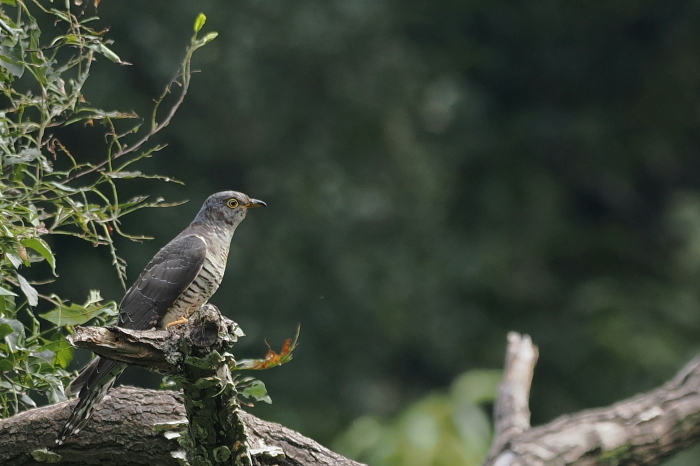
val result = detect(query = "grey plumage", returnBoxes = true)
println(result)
[56,191,265,444]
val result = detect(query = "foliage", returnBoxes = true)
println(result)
[0,1,215,417]
[13,1,700,464]
[233,329,300,405]
[334,369,501,466]
[70,4,700,466]
[160,324,298,407]
[235,325,299,370]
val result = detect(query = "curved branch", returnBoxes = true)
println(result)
[0,305,363,465]
[486,332,538,462]
[0,386,363,466]
[486,333,700,465]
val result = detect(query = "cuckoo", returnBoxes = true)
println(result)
[55,190,266,445]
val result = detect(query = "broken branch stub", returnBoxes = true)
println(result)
[70,304,253,465]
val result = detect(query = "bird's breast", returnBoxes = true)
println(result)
[158,246,229,328]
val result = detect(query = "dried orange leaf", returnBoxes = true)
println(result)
[235,326,300,371]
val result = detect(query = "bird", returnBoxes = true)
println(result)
[55,191,266,445]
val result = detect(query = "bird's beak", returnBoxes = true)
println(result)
[244,199,267,208]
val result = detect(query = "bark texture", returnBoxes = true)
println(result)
[486,333,700,465]
[0,386,363,465]
[0,304,363,465]
[5,326,700,465]
[486,332,539,461]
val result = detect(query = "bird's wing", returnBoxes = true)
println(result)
[57,233,207,445]
[118,233,207,330]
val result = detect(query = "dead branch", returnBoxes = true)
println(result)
[486,333,700,465]
[486,332,539,462]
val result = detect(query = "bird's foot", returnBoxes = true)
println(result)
[165,316,189,328]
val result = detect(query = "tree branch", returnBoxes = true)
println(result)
[0,386,363,466]
[0,305,363,465]
[486,333,700,465]
[69,326,180,374]
[486,332,538,462]
[67,306,243,376]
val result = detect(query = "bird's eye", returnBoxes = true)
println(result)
[226,198,239,209]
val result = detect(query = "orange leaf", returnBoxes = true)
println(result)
[235,326,300,371]
[251,338,292,369]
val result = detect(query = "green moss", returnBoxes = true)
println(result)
[213,446,232,462]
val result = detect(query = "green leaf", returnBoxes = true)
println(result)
[0,359,13,371]
[40,303,94,326]
[85,42,124,64]
[20,393,36,409]
[29,349,55,369]
[0,317,25,351]
[0,323,13,340]
[194,13,207,33]
[44,382,68,404]
[201,32,218,45]
[0,224,15,238]
[44,337,74,369]
[4,148,42,165]
[48,181,78,193]
[16,274,38,307]
[98,43,123,64]
[194,32,219,48]
[240,379,272,404]
[21,238,56,275]
[0,294,16,317]
[39,291,116,326]
[0,286,18,297]
[57,345,73,368]
[6,252,23,268]
[0,43,24,78]
[105,170,142,179]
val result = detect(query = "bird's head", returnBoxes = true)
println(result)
[192,191,266,229]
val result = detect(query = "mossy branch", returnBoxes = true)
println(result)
[58,304,355,466]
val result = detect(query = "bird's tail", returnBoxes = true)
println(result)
[64,357,99,397]
[56,357,127,445]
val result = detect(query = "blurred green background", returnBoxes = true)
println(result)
[46,1,700,464]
